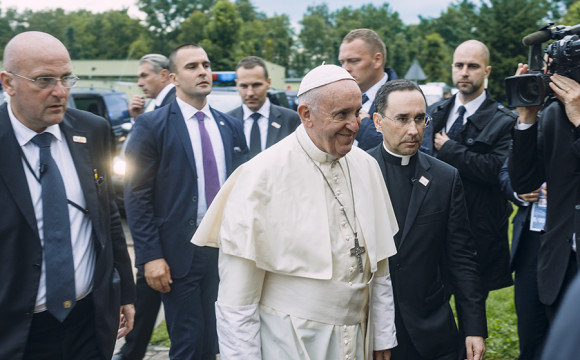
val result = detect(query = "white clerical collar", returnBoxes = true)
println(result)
[242,98,271,121]
[8,102,63,146]
[382,142,412,166]
[155,84,175,107]
[452,91,486,119]
[296,124,338,163]
[363,73,388,105]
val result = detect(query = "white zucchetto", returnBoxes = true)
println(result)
[297,64,356,96]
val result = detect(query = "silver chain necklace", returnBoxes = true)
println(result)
[296,135,366,273]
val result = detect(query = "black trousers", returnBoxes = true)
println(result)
[545,251,578,322]
[513,228,549,360]
[23,295,102,360]
[118,268,162,360]
[391,302,457,360]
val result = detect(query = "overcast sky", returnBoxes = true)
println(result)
[0,0,458,25]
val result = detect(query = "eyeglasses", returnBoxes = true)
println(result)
[380,113,431,128]
[9,72,79,89]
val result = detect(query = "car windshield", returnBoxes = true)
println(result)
[104,94,130,124]
[207,90,242,113]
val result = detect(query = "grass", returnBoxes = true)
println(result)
[150,207,521,358]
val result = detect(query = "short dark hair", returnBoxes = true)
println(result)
[236,56,268,79]
[374,79,426,115]
[168,43,202,73]
[342,28,386,67]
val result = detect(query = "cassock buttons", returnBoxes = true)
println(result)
[575,204,580,210]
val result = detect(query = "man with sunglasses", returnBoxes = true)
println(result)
[0,31,135,359]
[368,79,487,360]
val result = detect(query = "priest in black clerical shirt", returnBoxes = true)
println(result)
[367,79,487,360]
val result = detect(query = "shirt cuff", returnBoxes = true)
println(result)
[372,274,397,350]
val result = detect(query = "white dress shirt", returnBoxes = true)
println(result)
[154,83,175,108]
[176,97,226,224]
[9,104,95,312]
[362,73,388,113]
[242,98,271,151]
[445,91,487,132]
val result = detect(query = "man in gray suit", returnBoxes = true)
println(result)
[128,54,176,119]
[228,56,300,157]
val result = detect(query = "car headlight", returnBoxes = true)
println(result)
[113,156,126,177]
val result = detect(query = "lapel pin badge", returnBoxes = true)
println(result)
[73,136,87,143]
[271,122,281,129]
[419,176,429,186]
[219,121,225,126]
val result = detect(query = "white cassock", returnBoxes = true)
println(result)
[192,125,398,359]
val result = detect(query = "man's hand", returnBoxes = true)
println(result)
[549,73,580,127]
[144,258,172,293]
[373,349,391,360]
[541,182,547,200]
[514,64,542,125]
[434,131,450,151]
[117,304,135,339]
[129,95,146,119]
[465,336,485,360]
[518,188,540,203]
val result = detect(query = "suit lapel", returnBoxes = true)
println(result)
[0,105,39,236]
[266,104,281,148]
[59,113,104,244]
[400,153,432,243]
[170,103,198,176]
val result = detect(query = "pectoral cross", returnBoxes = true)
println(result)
[350,234,365,273]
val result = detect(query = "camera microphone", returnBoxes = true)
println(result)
[522,30,552,46]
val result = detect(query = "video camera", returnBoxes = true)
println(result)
[505,23,580,107]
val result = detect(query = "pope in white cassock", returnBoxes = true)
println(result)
[192,64,399,360]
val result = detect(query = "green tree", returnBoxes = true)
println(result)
[262,15,294,68]
[477,0,556,103]
[563,0,580,24]
[419,33,451,83]
[138,0,217,54]
[204,0,242,70]
[177,10,210,44]
[299,4,334,71]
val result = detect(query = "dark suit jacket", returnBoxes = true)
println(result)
[156,86,176,109]
[227,103,301,149]
[499,159,533,271]
[0,104,135,359]
[509,99,580,305]
[368,146,487,358]
[124,100,248,278]
[356,68,398,150]
[421,92,515,292]
[541,271,580,359]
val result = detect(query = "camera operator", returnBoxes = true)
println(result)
[509,62,580,321]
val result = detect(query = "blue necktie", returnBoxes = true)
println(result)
[249,112,262,158]
[31,132,76,322]
[362,93,369,104]
[446,105,466,140]
[195,112,220,207]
